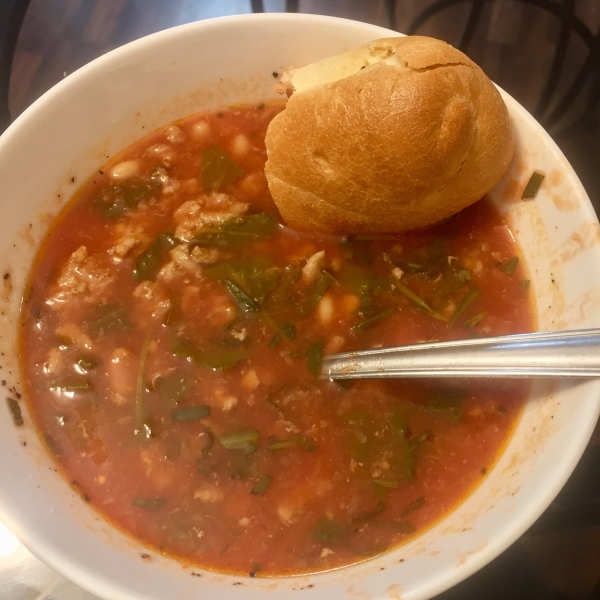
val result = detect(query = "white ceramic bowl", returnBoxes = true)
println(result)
[0,13,598,600]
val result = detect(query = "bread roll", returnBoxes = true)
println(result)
[264,36,515,233]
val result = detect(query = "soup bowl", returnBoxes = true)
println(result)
[0,13,598,600]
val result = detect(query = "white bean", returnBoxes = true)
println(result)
[110,160,140,181]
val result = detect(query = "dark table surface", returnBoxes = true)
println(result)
[4,1,600,598]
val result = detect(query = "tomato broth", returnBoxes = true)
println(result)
[20,102,534,576]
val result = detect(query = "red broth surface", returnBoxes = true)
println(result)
[21,102,534,576]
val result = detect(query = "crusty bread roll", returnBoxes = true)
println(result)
[264,36,515,233]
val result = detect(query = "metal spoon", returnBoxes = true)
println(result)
[321,329,600,380]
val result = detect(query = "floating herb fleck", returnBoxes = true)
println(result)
[501,257,519,275]
[191,213,276,249]
[201,147,245,192]
[132,497,166,511]
[448,286,481,327]
[219,430,259,451]
[521,171,545,199]
[312,516,345,543]
[463,311,487,329]
[133,232,177,281]
[267,434,316,451]
[306,338,324,378]
[393,280,434,314]
[87,303,132,337]
[223,279,260,312]
[76,355,100,371]
[353,307,395,332]
[268,333,282,349]
[172,405,210,422]
[250,474,273,496]
[401,496,426,518]
[372,478,399,489]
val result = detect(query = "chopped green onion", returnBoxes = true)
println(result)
[521,171,545,199]
[401,496,426,517]
[219,430,259,450]
[409,429,431,450]
[373,478,399,489]
[463,311,487,329]
[223,279,260,312]
[393,280,434,314]
[501,257,519,275]
[306,338,324,378]
[250,474,273,496]
[172,405,210,422]
[353,307,395,332]
[268,333,282,349]
[520,279,531,292]
[448,286,481,327]
[132,497,166,511]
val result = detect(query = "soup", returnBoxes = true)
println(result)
[20,101,533,576]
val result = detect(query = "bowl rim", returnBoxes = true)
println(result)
[1,11,599,600]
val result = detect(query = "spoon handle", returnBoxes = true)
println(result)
[321,328,600,379]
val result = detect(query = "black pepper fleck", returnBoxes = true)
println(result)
[70,177,75,183]
[3,273,9,280]
[272,71,279,78]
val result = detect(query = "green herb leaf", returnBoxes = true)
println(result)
[463,311,487,329]
[201,147,245,192]
[351,501,387,524]
[400,496,426,518]
[520,280,531,292]
[394,280,435,314]
[76,356,100,371]
[521,171,545,199]
[93,183,157,218]
[250,474,273,496]
[223,279,260,312]
[86,304,132,337]
[281,322,296,339]
[500,257,519,275]
[306,338,324,377]
[169,333,247,371]
[268,333,282,349]
[353,307,395,332]
[296,271,335,318]
[219,430,259,451]
[427,388,467,422]
[448,286,481,327]
[155,371,194,406]
[192,213,276,249]
[267,434,316,451]
[372,478,399,489]
[133,232,177,281]
[312,517,345,543]
[172,405,210,422]
[132,497,166,511]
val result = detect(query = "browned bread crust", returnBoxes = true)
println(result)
[264,36,515,233]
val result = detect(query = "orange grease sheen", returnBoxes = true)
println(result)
[20,102,534,576]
